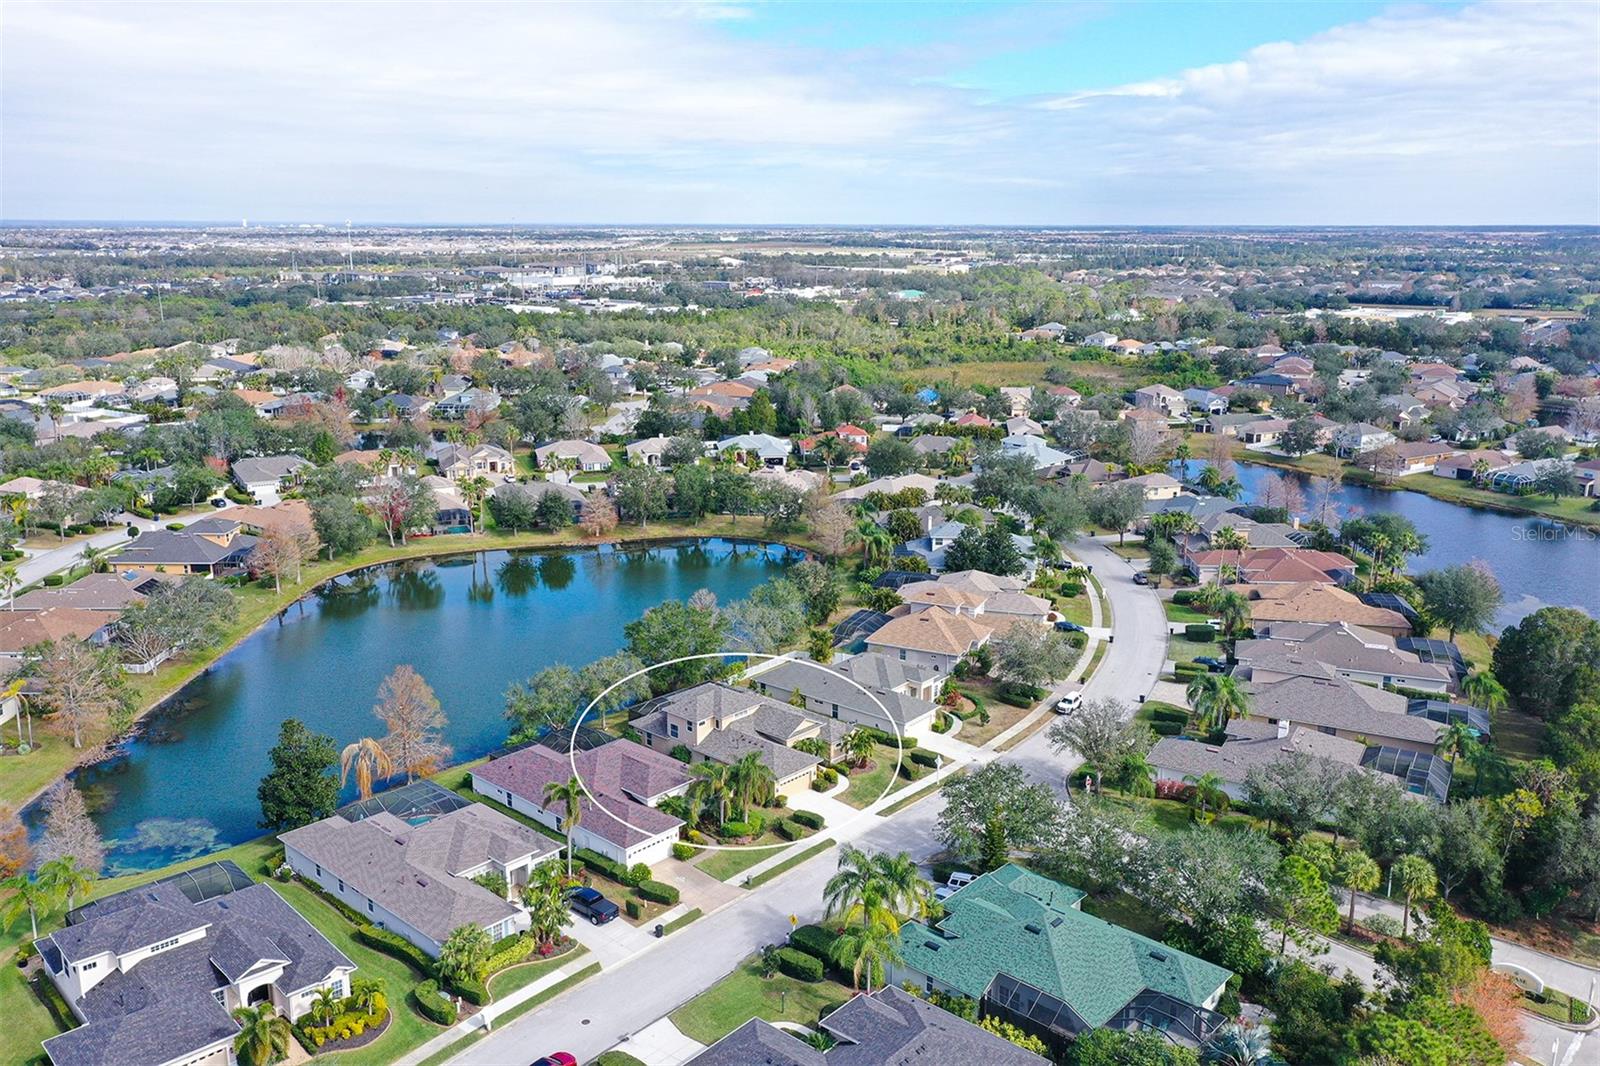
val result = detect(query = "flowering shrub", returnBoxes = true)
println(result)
[1154,779,1196,802]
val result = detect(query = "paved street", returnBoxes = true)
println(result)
[11,504,228,589]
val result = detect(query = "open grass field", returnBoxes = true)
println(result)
[669,954,854,1045]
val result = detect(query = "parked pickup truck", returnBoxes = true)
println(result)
[567,885,620,925]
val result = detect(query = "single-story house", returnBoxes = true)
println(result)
[231,454,313,503]
[434,442,515,482]
[1487,460,1549,495]
[1385,441,1457,476]
[38,879,354,1066]
[534,439,612,473]
[9,572,150,613]
[1248,671,1442,754]
[910,434,960,458]
[1233,582,1413,639]
[999,434,1072,471]
[750,657,939,737]
[889,865,1232,1051]
[110,519,259,577]
[280,802,561,958]
[1235,621,1453,692]
[0,607,119,666]
[624,436,674,467]
[1575,458,1600,497]
[433,387,501,420]
[1431,449,1511,482]
[687,985,1048,1066]
[490,479,585,520]
[1182,546,1356,586]
[833,473,940,502]
[473,739,690,867]
[712,433,792,468]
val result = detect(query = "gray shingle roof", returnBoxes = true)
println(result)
[279,804,558,944]
[686,986,1049,1066]
[41,882,352,1066]
[231,454,312,485]
[1249,672,1441,745]
[111,529,258,568]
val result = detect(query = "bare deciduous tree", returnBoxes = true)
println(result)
[36,781,104,873]
[374,665,450,782]
[38,640,124,749]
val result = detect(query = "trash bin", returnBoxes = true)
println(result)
[654,924,664,939]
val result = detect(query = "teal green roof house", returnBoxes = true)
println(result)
[891,865,1232,1049]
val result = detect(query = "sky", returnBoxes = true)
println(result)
[2,0,1597,226]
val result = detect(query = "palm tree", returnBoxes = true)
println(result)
[308,985,342,1027]
[340,737,394,800]
[1186,673,1250,735]
[1335,850,1381,932]
[727,751,775,822]
[823,845,900,933]
[349,977,385,1017]
[872,851,936,923]
[828,919,903,993]
[521,862,573,948]
[689,761,733,828]
[0,565,17,610]
[1211,526,1248,552]
[461,476,492,533]
[37,856,96,912]
[816,434,852,474]
[232,1003,292,1066]
[1436,721,1476,763]
[1391,854,1437,939]
[542,775,586,876]
[1184,772,1230,821]
[0,874,55,939]
[841,728,876,770]
[1201,1023,1275,1066]
[79,544,108,575]
[1462,670,1508,715]
[1216,591,1252,642]
[851,519,893,566]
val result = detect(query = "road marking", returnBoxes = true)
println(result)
[1556,1032,1584,1066]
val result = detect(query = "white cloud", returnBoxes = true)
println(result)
[0,0,1594,223]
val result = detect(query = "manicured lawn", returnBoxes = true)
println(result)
[1080,890,1170,939]
[1495,709,1548,763]
[839,744,905,808]
[1522,985,1595,1024]
[746,841,835,889]
[1167,633,1219,668]
[0,965,71,1066]
[266,878,446,1066]
[1396,473,1600,529]
[1106,541,1146,560]
[695,833,791,882]
[486,943,589,1000]
[670,955,854,1045]
[1164,600,1211,625]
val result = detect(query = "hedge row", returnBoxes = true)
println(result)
[574,847,628,883]
[775,819,804,841]
[789,924,838,962]
[414,980,457,1025]
[482,932,535,975]
[453,976,488,1006]
[354,925,435,976]
[861,727,918,749]
[1151,721,1184,736]
[1173,590,1197,605]
[1184,624,1217,642]
[637,879,679,905]
[1148,707,1189,724]
[909,749,939,769]
[775,946,824,982]
[626,898,643,920]
[791,810,825,831]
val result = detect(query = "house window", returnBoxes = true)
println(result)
[79,961,97,972]
[338,879,344,893]
[831,704,839,719]
[898,649,907,661]
[669,723,679,738]
[148,936,182,955]
[315,864,322,878]
[367,900,374,914]
[1320,726,1336,735]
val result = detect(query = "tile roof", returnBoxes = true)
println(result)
[473,741,687,849]
[896,865,1230,1029]
[1236,582,1411,631]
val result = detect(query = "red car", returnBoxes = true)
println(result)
[531,1055,577,1066]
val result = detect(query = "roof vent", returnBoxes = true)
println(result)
[1148,950,1169,962]
[924,941,941,952]
[1050,917,1064,927]
[1024,923,1043,935]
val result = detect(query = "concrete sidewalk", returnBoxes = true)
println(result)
[393,954,598,1066]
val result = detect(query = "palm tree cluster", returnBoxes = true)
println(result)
[821,846,934,993]
[520,861,573,949]
[2,856,98,939]
[1185,673,1251,737]
[686,752,776,833]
